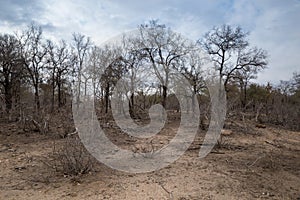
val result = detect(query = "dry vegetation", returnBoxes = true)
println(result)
[0,112,299,199]
[0,21,300,199]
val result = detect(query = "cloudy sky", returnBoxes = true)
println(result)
[0,0,299,84]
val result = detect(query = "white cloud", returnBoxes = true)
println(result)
[0,0,299,84]
[248,0,300,83]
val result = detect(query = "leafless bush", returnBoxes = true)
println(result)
[52,135,96,176]
[17,105,50,134]
[215,135,229,149]
[48,107,75,138]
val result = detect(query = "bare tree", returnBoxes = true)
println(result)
[200,24,268,92]
[71,33,91,106]
[292,72,300,93]
[233,64,264,109]
[86,46,102,98]
[87,44,124,113]
[117,35,149,117]
[137,20,191,108]
[101,49,125,114]
[20,24,48,110]
[0,34,24,113]
[47,40,73,110]
[177,48,206,110]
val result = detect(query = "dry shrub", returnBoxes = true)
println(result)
[215,135,229,149]
[52,135,96,176]
[16,105,50,134]
[48,108,75,138]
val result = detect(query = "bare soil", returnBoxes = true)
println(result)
[0,116,299,200]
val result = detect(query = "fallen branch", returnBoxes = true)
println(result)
[211,151,226,154]
[265,141,281,148]
[246,153,265,168]
[158,182,173,200]
[66,128,78,137]
[188,145,202,151]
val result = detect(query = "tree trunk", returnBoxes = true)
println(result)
[240,82,245,109]
[192,84,198,112]
[76,69,81,108]
[4,84,12,113]
[51,71,55,111]
[58,81,62,107]
[34,83,40,110]
[13,79,21,110]
[105,82,110,113]
[35,90,40,110]
[243,83,247,110]
[162,85,167,108]
[129,92,135,117]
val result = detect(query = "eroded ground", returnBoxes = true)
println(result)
[0,117,299,200]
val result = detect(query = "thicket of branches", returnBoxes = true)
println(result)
[0,21,299,132]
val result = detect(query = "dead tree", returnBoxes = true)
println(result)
[200,24,268,92]
[71,33,91,107]
[20,24,48,110]
[47,40,73,110]
[137,20,192,108]
[0,34,24,114]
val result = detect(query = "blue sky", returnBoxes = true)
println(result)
[0,0,299,84]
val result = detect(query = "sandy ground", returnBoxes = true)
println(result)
[0,118,299,200]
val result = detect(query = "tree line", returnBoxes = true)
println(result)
[0,21,299,131]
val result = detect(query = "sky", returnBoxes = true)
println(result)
[0,0,299,85]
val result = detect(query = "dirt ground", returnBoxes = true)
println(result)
[0,116,299,200]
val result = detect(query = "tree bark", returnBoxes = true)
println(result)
[162,85,167,108]
[105,82,110,113]
[4,84,12,113]
[34,85,40,110]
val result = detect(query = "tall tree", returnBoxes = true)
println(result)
[0,34,24,112]
[47,39,73,110]
[137,20,191,108]
[292,72,300,92]
[100,46,125,113]
[233,65,264,108]
[117,35,147,117]
[177,48,206,109]
[20,24,48,110]
[87,45,124,113]
[200,24,268,92]
[71,33,91,106]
